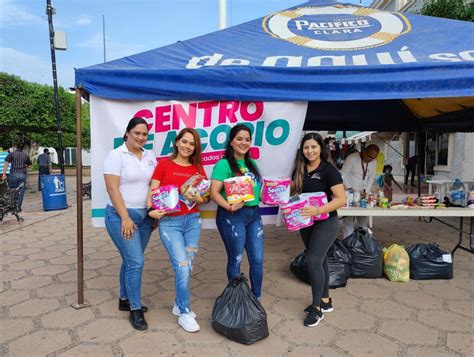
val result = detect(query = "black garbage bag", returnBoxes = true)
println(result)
[211,275,269,345]
[290,240,352,288]
[290,251,310,284]
[327,240,352,288]
[343,227,383,278]
[406,243,453,280]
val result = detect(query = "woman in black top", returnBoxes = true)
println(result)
[291,132,346,328]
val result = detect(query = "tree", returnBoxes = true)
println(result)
[0,72,90,149]
[418,0,474,21]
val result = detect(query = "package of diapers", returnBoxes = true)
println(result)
[280,198,314,232]
[300,192,329,221]
[261,177,291,206]
[151,185,181,213]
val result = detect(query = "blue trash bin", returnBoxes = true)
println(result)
[40,174,68,211]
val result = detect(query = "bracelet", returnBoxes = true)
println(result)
[146,207,154,214]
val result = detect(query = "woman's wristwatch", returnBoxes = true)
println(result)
[146,207,154,215]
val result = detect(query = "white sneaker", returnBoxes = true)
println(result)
[178,312,200,333]
[172,303,196,318]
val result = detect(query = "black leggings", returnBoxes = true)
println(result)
[299,216,339,306]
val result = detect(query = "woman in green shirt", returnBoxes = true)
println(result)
[210,124,264,299]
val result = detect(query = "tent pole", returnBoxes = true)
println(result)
[416,132,422,198]
[71,88,87,309]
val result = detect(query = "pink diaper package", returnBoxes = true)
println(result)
[300,192,329,221]
[261,177,291,206]
[151,185,181,213]
[280,198,314,232]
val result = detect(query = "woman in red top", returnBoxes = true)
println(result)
[147,128,207,333]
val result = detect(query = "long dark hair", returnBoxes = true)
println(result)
[123,117,148,141]
[291,132,330,195]
[170,128,203,170]
[224,124,261,180]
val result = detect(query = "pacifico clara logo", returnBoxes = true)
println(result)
[262,5,411,51]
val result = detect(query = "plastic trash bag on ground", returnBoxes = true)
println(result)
[343,228,383,278]
[383,244,410,282]
[406,243,453,280]
[290,240,351,288]
[327,239,352,288]
[211,275,269,345]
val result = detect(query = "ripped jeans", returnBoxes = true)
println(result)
[216,206,264,298]
[158,212,201,313]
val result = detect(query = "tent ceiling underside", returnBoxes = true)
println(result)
[303,98,474,132]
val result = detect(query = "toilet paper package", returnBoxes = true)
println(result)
[280,198,314,232]
[151,185,181,213]
[224,176,255,204]
[300,192,329,221]
[261,177,291,206]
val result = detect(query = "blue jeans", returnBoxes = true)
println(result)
[38,166,50,191]
[216,206,264,298]
[8,173,27,210]
[105,205,153,311]
[159,213,201,313]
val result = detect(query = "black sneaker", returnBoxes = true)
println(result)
[304,306,324,327]
[119,299,148,313]
[129,309,148,331]
[320,298,333,313]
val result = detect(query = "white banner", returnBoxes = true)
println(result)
[90,96,308,228]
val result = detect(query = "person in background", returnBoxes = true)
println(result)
[0,147,10,177]
[291,132,346,327]
[147,128,208,333]
[382,165,402,203]
[340,144,380,238]
[103,117,157,331]
[2,143,32,212]
[374,150,385,191]
[37,148,52,191]
[405,155,417,187]
[210,124,264,300]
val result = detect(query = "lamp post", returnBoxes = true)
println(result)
[46,0,65,174]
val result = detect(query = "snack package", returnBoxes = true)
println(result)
[280,198,313,232]
[261,177,291,206]
[224,176,255,204]
[300,192,329,221]
[151,185,181,213]
[180,174,211,210]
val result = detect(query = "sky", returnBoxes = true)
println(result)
[1,0,371,89]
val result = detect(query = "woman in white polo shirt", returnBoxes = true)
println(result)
[103,117,157,331]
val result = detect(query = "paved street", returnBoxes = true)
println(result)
[1,175,472,356]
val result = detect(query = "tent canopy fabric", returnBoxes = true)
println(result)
[75,1,474,131]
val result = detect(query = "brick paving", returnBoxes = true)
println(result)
[0,175,472,356]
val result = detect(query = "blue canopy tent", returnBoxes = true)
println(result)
[75,1,474,131]
[71,1,474,307]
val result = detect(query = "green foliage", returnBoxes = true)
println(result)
[418,0,474,22]
[0,72,90,149]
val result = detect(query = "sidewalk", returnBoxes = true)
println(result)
[1,176,472,356]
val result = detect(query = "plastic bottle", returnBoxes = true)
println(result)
[449,178,466,207]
